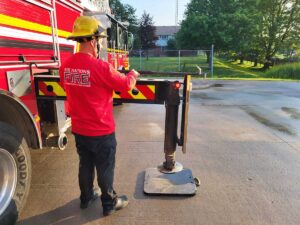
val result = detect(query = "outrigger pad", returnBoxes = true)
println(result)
[144,167,197,195]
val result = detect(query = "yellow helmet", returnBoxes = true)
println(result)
[67,16,107,40]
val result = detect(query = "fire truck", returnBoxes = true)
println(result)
[0,0,132,224]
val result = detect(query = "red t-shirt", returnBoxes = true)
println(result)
[59,52,137,136]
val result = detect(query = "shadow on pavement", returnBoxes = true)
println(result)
[17,199,104,225]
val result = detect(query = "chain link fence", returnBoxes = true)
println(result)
[129,48,214,77]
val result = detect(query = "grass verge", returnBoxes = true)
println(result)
[128,56,300,80]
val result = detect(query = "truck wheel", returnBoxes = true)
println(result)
[0,122,31,225]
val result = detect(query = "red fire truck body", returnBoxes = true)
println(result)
[0,0,78,128]
[0,0,131,223]
[0,0,129,120]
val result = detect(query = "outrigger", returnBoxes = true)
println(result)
[35,69,201,195]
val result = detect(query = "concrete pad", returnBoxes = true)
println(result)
[17,81,300,225]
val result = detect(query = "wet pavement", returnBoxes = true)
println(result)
[192,80,300,140]
[18,80,300,225]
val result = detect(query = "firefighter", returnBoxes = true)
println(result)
[59,16,139,216]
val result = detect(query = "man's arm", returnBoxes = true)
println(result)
[101,63,139,92]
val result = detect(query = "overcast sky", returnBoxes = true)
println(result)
[120,0,191,26]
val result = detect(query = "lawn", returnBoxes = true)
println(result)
[129,55,210,74]
[213,59,265,79]
[129,56,300,80]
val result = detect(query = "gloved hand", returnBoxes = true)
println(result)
[130,69,140,78]
[128,69,140,95]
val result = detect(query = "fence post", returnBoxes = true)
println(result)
[210,44,214,78]
[178,50,181,71]
[139,49,142,70]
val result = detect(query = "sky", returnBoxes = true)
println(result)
[119,0,191,26]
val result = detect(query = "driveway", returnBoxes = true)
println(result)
[18,80,300,225]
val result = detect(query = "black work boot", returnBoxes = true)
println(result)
[80,189,100,209]
[103,195,129,216]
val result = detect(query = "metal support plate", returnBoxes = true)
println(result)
[144,167,197,195]
[180,75,191,153]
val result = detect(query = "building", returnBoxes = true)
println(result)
[155,26,180,50]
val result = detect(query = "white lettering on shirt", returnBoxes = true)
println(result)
[64,68,91,87]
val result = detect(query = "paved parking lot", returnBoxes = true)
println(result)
[18,80,300,225]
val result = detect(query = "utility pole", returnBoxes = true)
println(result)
[175,0,178,25]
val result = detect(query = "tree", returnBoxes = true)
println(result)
[177,0,300,69]
[176,0,241,62]
[227,0,261,64]
[167,39,177,50]
[109,0,138,35]
[138,12,158,58]
[166,39,178,56]
[256,0,300,69]
[177,0,238,50]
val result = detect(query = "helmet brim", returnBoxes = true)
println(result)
[67,33,107,40]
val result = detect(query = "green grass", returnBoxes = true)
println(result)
[265,62,300,80]
[213,59,264,79]
[128,56,300,80]
[129,56,209,73]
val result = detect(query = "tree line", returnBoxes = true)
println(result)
[177,0,300,69]
[110,0,300,69]
[109,0,157,52]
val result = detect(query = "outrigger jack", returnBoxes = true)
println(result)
[142,74,199,195]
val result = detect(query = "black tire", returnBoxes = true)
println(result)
[0,122,31,225]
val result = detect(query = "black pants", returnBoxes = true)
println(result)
[74,132,117,209]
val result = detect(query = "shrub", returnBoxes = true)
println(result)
[265,63,300,80]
